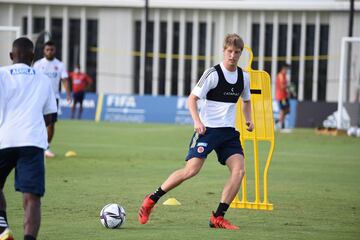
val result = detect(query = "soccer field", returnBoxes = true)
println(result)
[4,121,360,240]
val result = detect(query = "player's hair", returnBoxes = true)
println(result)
[281,63,291,69]
[44,40,55,47]
[12,37,34,52]
[223,33,244,50]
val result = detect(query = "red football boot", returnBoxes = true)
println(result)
[138,195,156,224]
[209,212,240,230]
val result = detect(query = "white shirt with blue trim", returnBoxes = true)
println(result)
[0,63,57,149]
[33,57,68,99]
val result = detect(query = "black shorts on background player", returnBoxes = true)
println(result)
[73,91,85,105]
[279,98,290,110]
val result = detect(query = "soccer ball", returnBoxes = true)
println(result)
[100,203,126,229]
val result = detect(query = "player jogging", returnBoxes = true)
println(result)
[138,33,254,230]
[275,64,291,131]
[0,37,57,240]
[33,40,71,158]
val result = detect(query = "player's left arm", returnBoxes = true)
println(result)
[85,74,93,90]
[241,72,254,132]
[62,77,72,102]
[60,63,72,102]
[43,74,57,126]
[44,114,53,126]
[242,100,254,132]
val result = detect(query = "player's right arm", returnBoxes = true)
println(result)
[188,67,217,135]
[0,70,5,125]
[188,94,205,135]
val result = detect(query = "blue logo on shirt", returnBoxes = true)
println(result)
[10,68,35,75]
[44,72,58,78]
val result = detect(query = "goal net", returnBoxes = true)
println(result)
[0,26,20,66]
[337,37,360,129]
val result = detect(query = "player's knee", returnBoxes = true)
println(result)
[23,193,41,209]
[232,168,245,179]
[183,168,200,180]
[239,168,245,178]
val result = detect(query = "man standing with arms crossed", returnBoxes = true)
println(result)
[33,41,71,158]
[0,37,57,240]
[138,33,253,230]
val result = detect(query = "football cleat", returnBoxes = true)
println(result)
[209,212,239,230]
[45,149,55,158]
[0,228,14,240]
[138,195,156,224]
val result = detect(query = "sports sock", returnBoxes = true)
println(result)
[0,210,8,233]
[214,202,230,217]
[149,187,166,203]
[24,235,36,240]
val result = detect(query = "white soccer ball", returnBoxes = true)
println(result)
[100,203,126,229]
[347,127,357,137]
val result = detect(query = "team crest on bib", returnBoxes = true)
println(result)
[197,146,204,153]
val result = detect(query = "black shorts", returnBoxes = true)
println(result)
[279,99,290,110]
[185,127,244,165]
[49,99,59,123]
[0,147,45,196]
[73,92,85,105]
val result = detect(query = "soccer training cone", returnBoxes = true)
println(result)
[163,198,181,206]
[65,150,77,157]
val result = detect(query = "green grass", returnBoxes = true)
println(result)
[3,121,360,240]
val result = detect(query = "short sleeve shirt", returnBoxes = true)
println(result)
[33,57,68,99]
[0,63,57,149]
[191,62,250,128]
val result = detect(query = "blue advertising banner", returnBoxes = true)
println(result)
[58,92,297,128]
[174,97,193,124]
[100,94,192,124]
[58,93,98,120]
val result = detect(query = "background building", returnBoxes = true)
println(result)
[0,0,359,104]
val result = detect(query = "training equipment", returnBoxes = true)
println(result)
[100,203,126,229]
[162,198,181,206]
[65,150,77,157]
[231,45,275,211]
[337,37,360,130]
[30,30,53,63]
[138,195,155,224]
[347,127,357,137]
[0,26,20,67]
[209,212,239,230]
[356,128,360,137]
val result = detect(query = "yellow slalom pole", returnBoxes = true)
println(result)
[95,93,104,122]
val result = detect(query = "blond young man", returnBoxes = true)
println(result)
[138,33,253,230]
